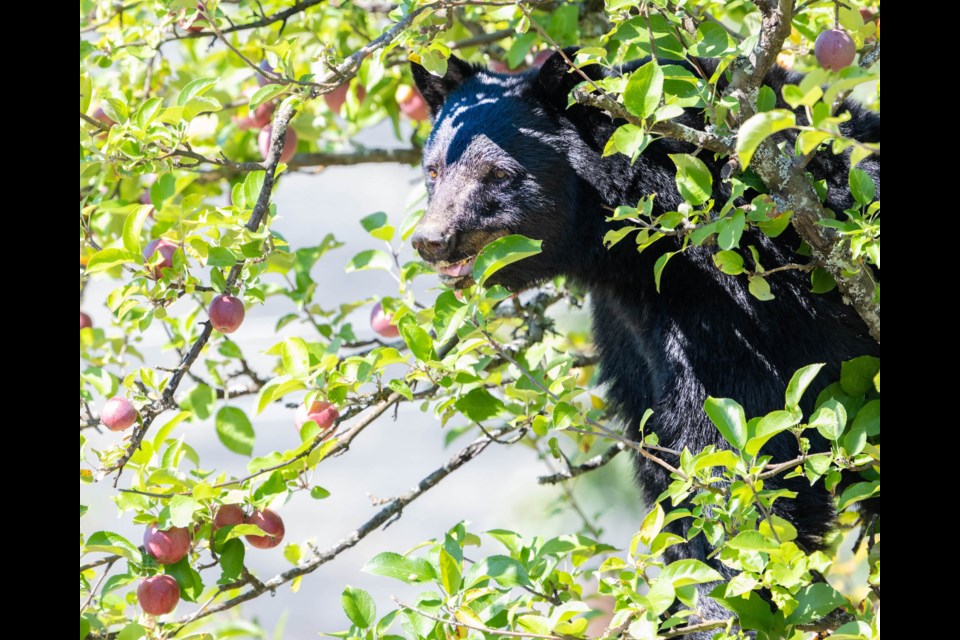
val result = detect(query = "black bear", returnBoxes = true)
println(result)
[410,52,879,634]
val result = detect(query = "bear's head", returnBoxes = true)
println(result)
[410,52,604,290]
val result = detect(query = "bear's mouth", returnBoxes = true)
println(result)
[433,256,476,287]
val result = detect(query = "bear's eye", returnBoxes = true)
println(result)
[427,168,438,180]
[492,168,508,180]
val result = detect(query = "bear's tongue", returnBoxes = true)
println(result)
[438,258,474,278]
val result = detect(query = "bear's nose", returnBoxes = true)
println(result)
[412,227,457,262]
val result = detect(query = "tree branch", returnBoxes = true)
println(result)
[538,442,625,484]
[289,147,422,169]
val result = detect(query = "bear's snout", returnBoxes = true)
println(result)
[412,224,458,263]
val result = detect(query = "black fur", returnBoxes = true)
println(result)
[412,52,879,635]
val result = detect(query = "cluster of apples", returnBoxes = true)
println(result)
[137,507,285,615]
[141,237,247,334]
[114,301,401,616]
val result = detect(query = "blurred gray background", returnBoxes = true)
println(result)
[82,120,643,638]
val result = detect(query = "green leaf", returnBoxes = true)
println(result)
[653,251,676,293]
[745,409,801,456]
[177,77,218,106]
[603,225,640,249]
[256,376,307,415]
[472,234,542,287]
[439,547,462,594]
[689,21,735,57]
[713,250,744,275]
[165,556,204,602]
[341,586,376,629]
[281,337,310,376]
[398,316,436,362]
[84,531,142,563]
[623,60,664,119]
[454,388,505,422]
[658,559,723,586]
[703,397,747,449]
[717,210,745,250]
[713,591,775,633]
[638,503,665,545]
[670,154,713,206]
[85,248,141,274]
[362,552,435,583]
[785,363,825,409]
[249,83,287,110]
[467,555,531,587]
[852,399,880,436]
[736,109,796,169]
[150,174,176,208]
[748,275,775,301]
[604,124,650,161]
[345,249,393,273]
[756,85,777,112]
[418,49,448,76]
[811,404,845,442]
[168,496,197,528]
[115,623,145,640]
[507,32,536,69]
[207,247,237,268]
[838,480,879,510]
[848,168,876,206]
[215,407,255,456]
[310,486,331,500]
[122,206,153,256]
[785,583,847,624]
[218,538,245,582]
[726,530,779,551]
[360,212,395,241]
[840,356,880,396]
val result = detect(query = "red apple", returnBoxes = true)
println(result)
[294,400,340,430]
[93,106,115,128]
[143,523,192,565]
[395,85,430,121]
[213,504,246,530]
[324,83,366,114]
[531,50,553,67]
[251,101,275,128]
[245,509,285,549]
[143,238,178,277]
[80,311,93,330]
[101,396,138,432]
[258,125,297,163]
[208,294,246,334]
[370,301,400,338]
[137,575,180,616]
[814,29,856,71]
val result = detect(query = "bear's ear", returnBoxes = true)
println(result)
[536,48,607,109]
[411,56,478,117]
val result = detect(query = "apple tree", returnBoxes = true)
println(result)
[80,1,880,639]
